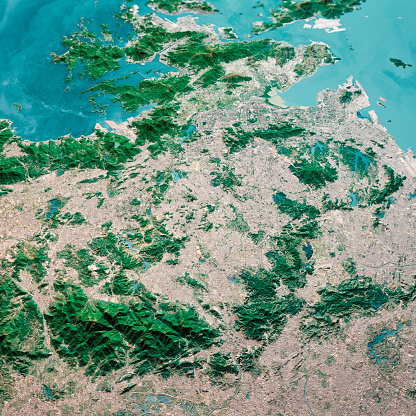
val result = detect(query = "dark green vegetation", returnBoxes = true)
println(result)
[248,230,266,245]
[302,277,416,338]
[0,187,13,197]
[222,122,308,155]
[50,8,332,177]
[77,175,105,184]
[222,126,253,154]
[266,221,320,288]
[273,192,320,220]
[390,58,412,69]
[210,165,243,194]
[148,169,174,205]
[365,165,405,206]
[0,130,141,185]
[266,44,295,66]
[0,275,49,375]
[342,257,358,278]
[227,207,250,233]
[52,18,212,119]
[2,242,50,283]
[0,120,14,153]
[85,75,193,113]
[231,178,326,342]
[196,65,226,88]
[321,193,352,212]
[51,37,124,81]
[234,220,320,340]
[130,105,183,157]
[205,352,238,381]
[167,38,273,72]
[257,122,307,143]
[58,245,109,287]
[221,28,237,40]
[176,273,208,293]
[5,3,414,404]
[102,272,145,296]
[294,44,335,77]
[197,204,215,233]
[339,145,375,176]
[222,74,252,89]
[289,158,338,188]
[146,0,218,14]
[165,37,299,79]
[125,21,208,63]
[43,209,86,229]
[53,7,300,103]
[340,89,361,103]
[45,280,221,376]
[59,218,187,286]
[372,206,385,229]
[48,3,337,187]
[118,214,188,267]
[236,346,263,375]
[84,191,105,208]
[340,90,353,103]
[130,197,141,206]
[245,41,296,65]
[234,268,304,340]
[252,0,366,34]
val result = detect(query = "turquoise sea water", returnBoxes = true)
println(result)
[203,0,416,151]
[0,0,415,149]
[0,0,156,141]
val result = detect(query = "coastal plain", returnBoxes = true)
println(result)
[1,1,416,415]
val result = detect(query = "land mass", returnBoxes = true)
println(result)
[252,0,366,34]
[390,57,412,68]
[1,1,416,415]
[146,0,218,15]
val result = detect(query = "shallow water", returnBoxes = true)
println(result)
[0,0,415,150]
[172,170,185,182]
[310,141,326,155]
[42,384,56,400]
[368,323,403,364]
[349,192,358,207]
[341,148,372,172]
[45,199,61,218]
[198,0,416,151]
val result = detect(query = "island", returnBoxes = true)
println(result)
[146,0,218,15]
[252,0,367,34]
[390,57,412,68]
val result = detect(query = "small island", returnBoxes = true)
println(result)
[146,0,218,15]
[252,0,367,34]
[390,57,412,68]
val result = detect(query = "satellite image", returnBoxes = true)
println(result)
[0,0,415,415]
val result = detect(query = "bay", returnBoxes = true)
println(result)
[0,0,415,151]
